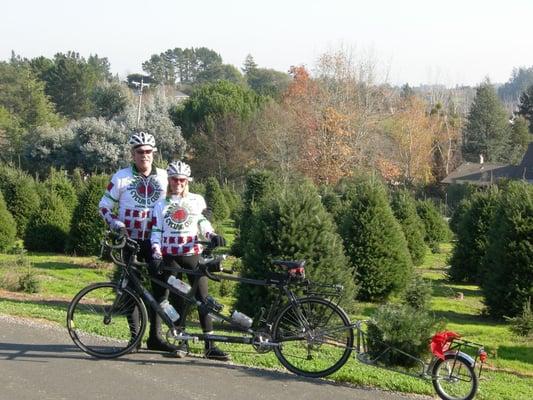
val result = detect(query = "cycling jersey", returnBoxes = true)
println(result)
[99,165,167,240]
[151,193,214,256]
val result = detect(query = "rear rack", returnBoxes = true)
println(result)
[304,281,344,298]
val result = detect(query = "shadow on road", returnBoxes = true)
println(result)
[0,340,353,389]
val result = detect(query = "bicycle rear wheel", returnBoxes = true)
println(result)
[432,353,478,400]
[272,297,353,378]
[67,282,147,358]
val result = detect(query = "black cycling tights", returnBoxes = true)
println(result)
[163,254,213,333]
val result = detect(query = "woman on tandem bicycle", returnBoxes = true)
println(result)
[150,160,229,361]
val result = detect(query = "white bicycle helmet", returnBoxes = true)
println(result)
[128,131,157,149]
[167,161,192,181]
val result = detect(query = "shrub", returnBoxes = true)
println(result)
[24,190,70,252]
[482,181,533,318]
[402,274,433,311]
[366,304,438,367]
[505,298,533,337]
[6,240,25,255]
[448,189,499,283]
[235,179,357,316]
[18,269,40,293]
[0,191,16,252]
[416,199,451,253]
[338,178,412,301]
[12,252,40,293]
[67,174,108,256]
[0,164,40,238]
[205,177,230,221]
[390,189,427,266]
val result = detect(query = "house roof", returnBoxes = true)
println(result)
[175,90,189,100]
[442,143,533,185]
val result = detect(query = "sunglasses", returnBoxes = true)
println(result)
[135,149,153,155]
[170,177,188,183]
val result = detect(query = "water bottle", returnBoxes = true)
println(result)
[231,310,253,329]
[167,275,191,294]
[160,300,179,322]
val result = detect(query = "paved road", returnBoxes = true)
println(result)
[0,315,431,400]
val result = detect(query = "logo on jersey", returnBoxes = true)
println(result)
[164,203,193,230]
[128,177,162,205]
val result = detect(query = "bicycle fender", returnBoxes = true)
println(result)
[443,351,475,367]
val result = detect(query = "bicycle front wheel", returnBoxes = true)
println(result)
[272,297,353,378]
[67,282,147,358]
[432,353,478,400]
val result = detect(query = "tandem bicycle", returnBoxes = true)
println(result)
[67,231,487,400]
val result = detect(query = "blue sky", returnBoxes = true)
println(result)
[2,0,532,87]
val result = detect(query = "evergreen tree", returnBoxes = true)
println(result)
[70,168,86,194]
[518,84,533,133]
[204,177,230,222]
[449,197,472,235]
[339,179,413,301]
[481,182,533,318]
[0,61,62,159]
[247,68,291,98]
[319,185,342,218]
[416,199,451,253]
[243,171,278,209]
[172,80,263,139]
[232,170,280,257]
[400,83,415,100]
[24,190,70,252]
[221,184,242,219]
[508,116,530,164]
[91,81,130,120]
[39,52,111,119]
[0,164,40,238]
[462,81,512,163]
[45,168,78,215]
[0,191,16,252]
[367,303,437,367]
[235,180,357,316]
[390,189,427,266]
[189,181,206,197]
[67,175,108,255]
[242,54,258,75]
[196,64,246,87]
[445,183,477,216]
[448,189,499,283]
[498,67,533,105]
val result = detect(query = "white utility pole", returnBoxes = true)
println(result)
[131,78,150,127]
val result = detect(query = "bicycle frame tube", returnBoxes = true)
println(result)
[124,268,176,327]
[146,269,302,342]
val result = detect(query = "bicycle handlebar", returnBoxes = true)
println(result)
[102,231,234,276]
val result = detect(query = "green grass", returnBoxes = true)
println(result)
[1,237,533,399]
[417,246,533,375]
[0,252,114,298]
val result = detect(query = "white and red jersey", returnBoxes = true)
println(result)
[99,165,167,240]
[150,193,215,256]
